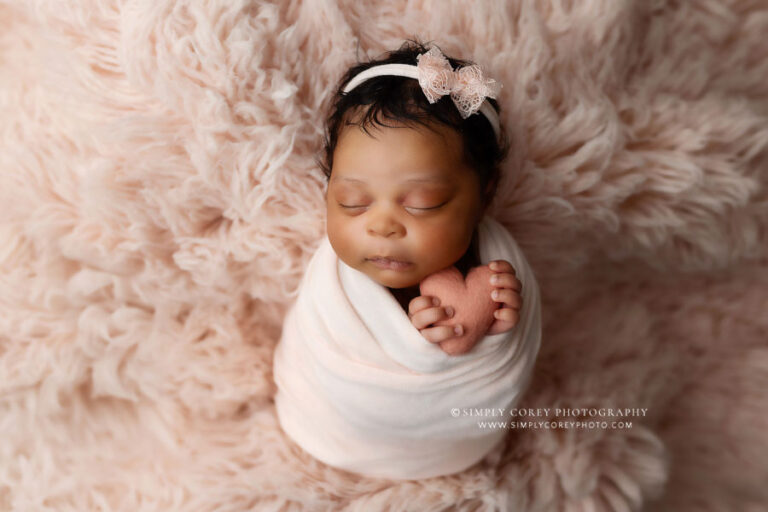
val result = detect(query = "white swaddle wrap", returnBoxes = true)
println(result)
[272,215,542,480]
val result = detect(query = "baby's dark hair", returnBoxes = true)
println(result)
[316,38,510,206]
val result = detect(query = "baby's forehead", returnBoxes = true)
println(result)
[336,121,462,158]
[332,111,472,181]
[330,172,453,187]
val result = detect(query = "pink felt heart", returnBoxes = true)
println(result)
[418,264,499,356]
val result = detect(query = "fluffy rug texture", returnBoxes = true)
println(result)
[1,0,767,510]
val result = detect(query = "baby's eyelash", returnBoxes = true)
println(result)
[408,204,442,211]
[408,199,449,211]
[338,200,449,211]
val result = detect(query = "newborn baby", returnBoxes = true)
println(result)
[273,40,541,480]
[326,111,523,354]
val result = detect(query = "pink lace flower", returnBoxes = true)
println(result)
[416,46,502,119]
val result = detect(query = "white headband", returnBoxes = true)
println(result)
[342,46,503,143]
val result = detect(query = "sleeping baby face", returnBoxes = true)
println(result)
[325,116,485,289]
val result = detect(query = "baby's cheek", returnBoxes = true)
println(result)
[415,221,473,261]
[326,214,357,259]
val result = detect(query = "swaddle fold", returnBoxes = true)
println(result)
[273,215,541,479]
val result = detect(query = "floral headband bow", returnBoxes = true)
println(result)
[342,46,502,142]
[415,46,502,120]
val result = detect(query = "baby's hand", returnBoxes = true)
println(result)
[407,295,463,347]
[486,259,523,335]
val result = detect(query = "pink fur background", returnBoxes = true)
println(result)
[1,1,767,510]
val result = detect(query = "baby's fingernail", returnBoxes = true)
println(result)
[490,275,499,284]
[490,262,498,270]
[445,306,454,317]
[454,325,463,335]
[492,290,500,299]
[432,297,440,306]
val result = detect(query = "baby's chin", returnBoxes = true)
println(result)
[358,266,424,289]
[378,278,421,290]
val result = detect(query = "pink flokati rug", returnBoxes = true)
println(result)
[1,1,767,510]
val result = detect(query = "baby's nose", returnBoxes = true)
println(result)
[367,216,405,238]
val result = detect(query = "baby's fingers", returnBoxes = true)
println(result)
[487,308,520,335]
[489,272,522,292]
[421,324,464,344]
[491,288,522,309]
[489,260,516,274]
[494,307,520,324]
[410,305,455,330]
[408,295,440,316]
